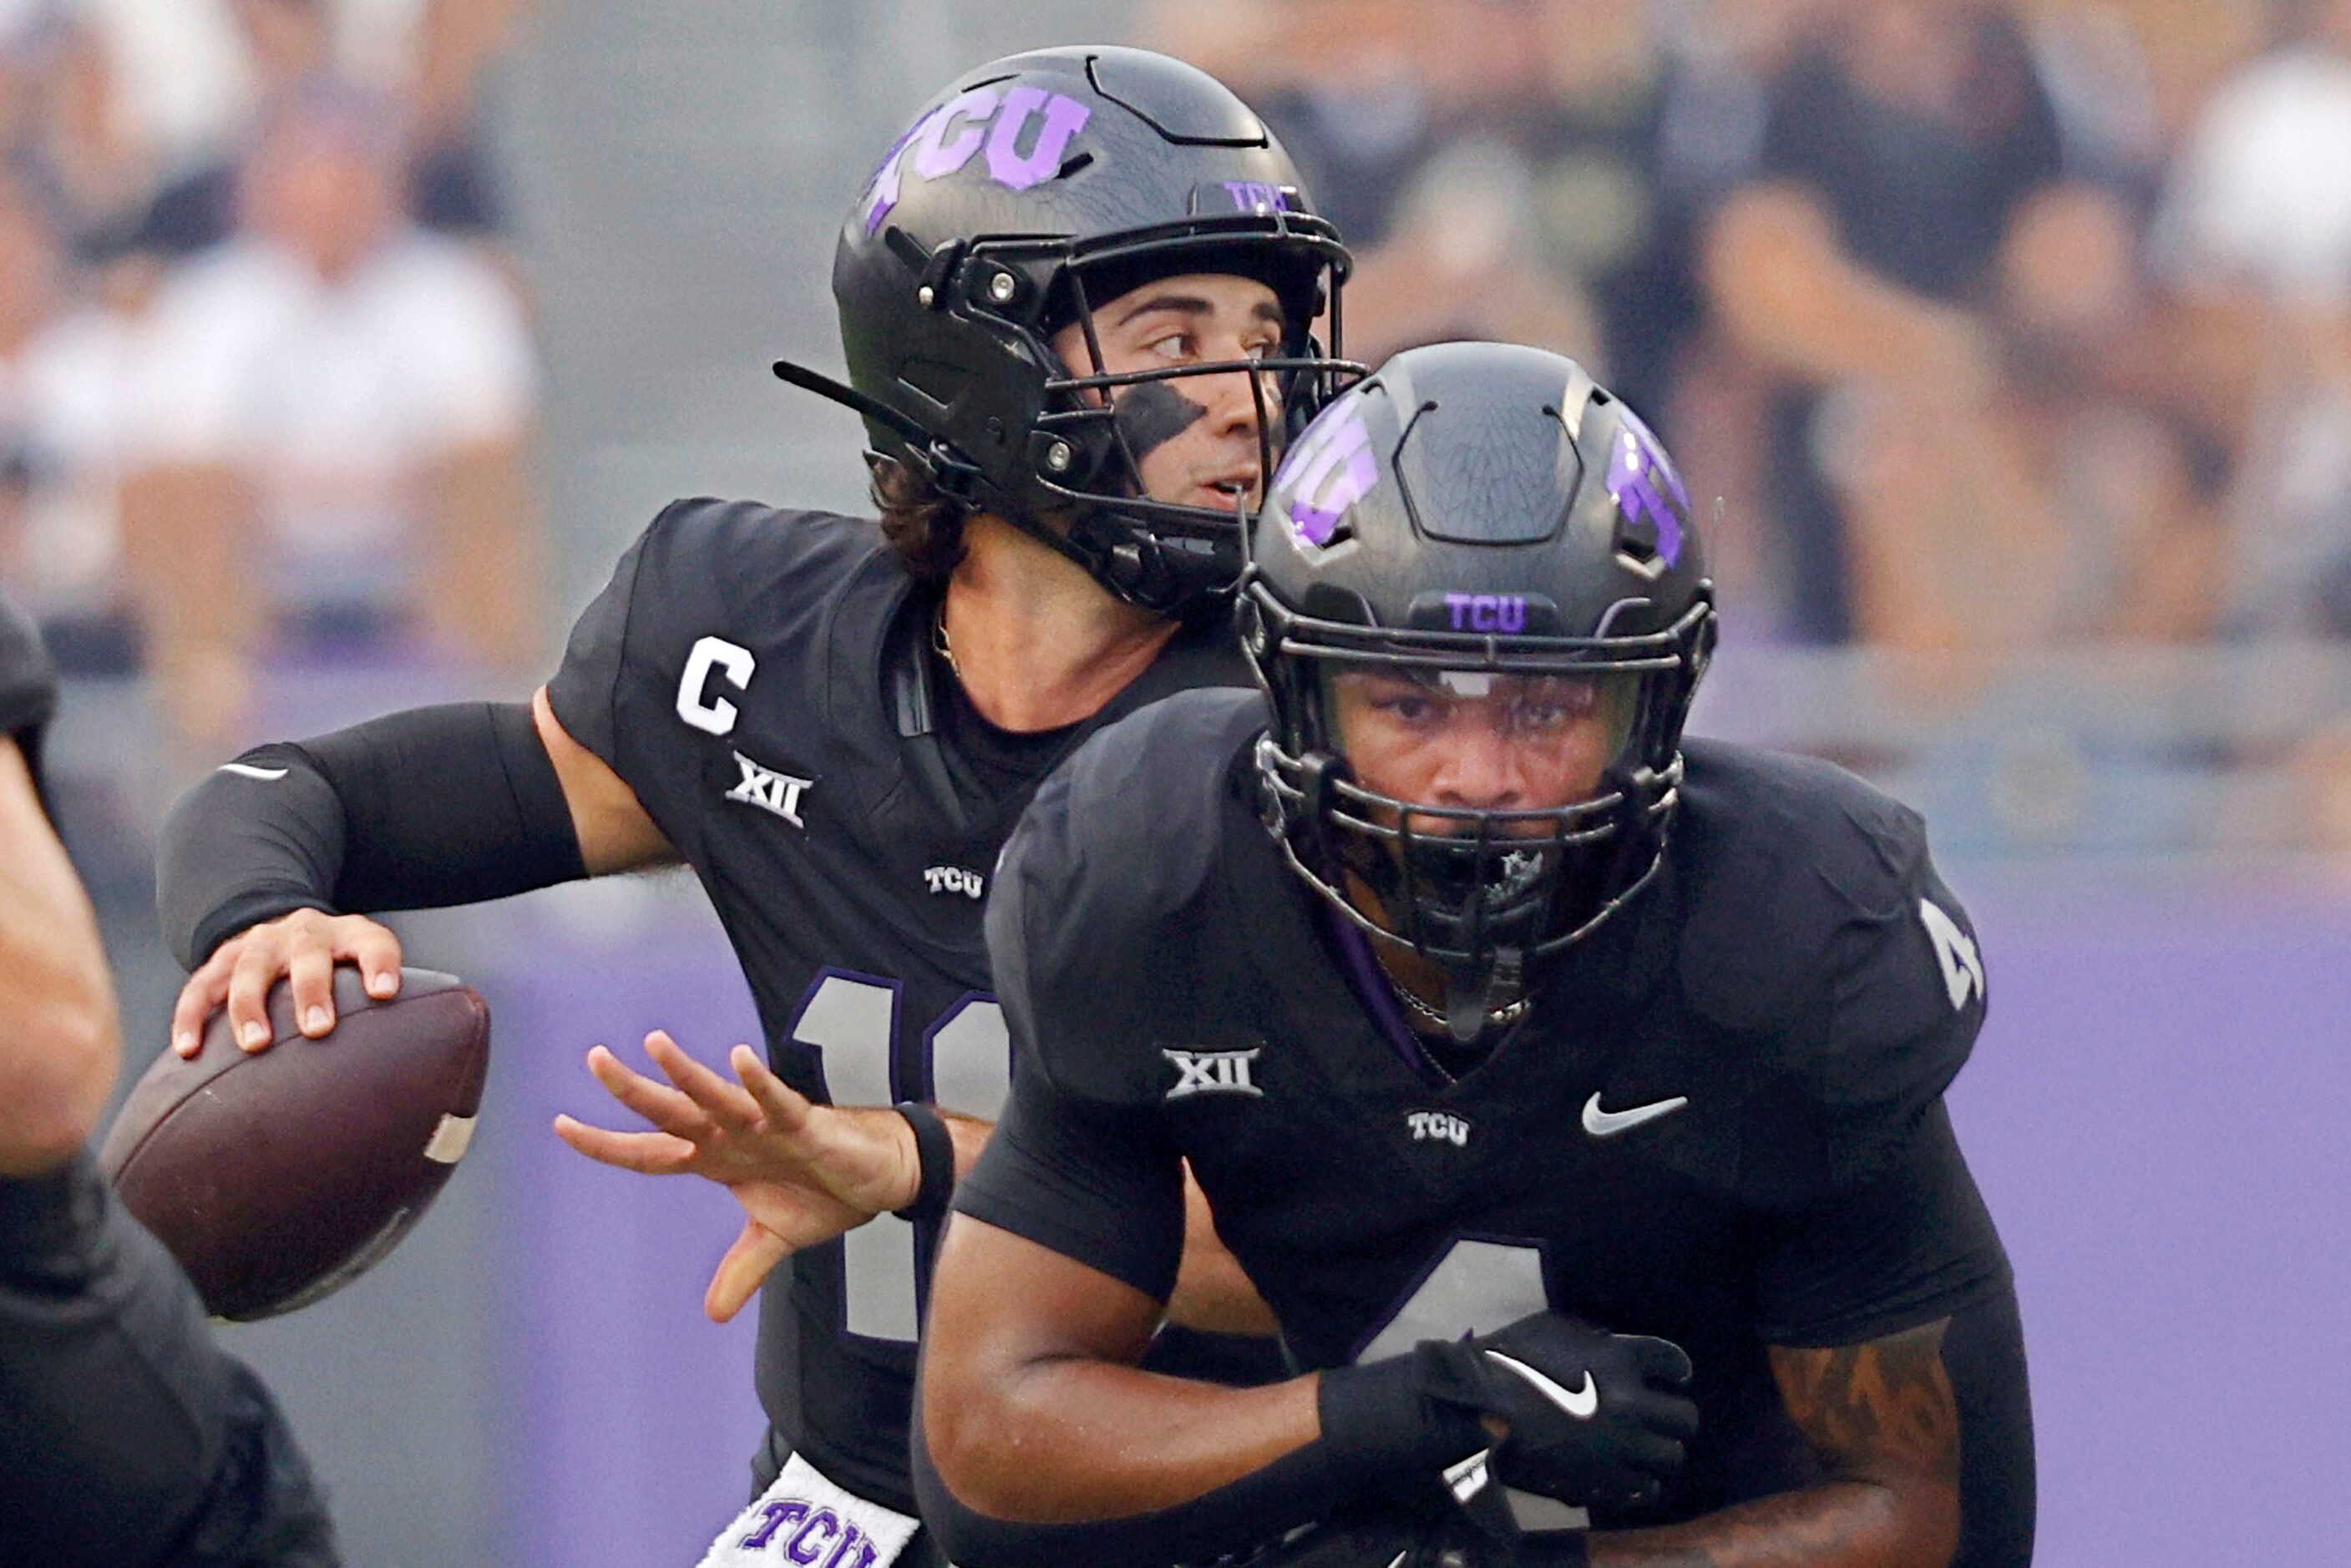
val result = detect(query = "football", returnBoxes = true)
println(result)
[98,966,491,1321]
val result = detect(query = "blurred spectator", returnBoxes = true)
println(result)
[2156,0,2351,303]
[1699,0,2065,643]
[2156,0,2351,641]
[0,159,143,673]
[119,79,542,749]
[1822,181,2230,660]
[0,4,156,257]
[99,0,530,258]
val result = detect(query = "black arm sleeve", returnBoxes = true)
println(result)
[0,1156,339,1565]
[157,701,588,969]
[1943,1281,2035,1568]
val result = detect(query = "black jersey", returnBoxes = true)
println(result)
[964,688,2013,1532]
[545,498,1248,1511]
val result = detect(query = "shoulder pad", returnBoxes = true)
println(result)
[987,689,1265,1105]
[631,498,881,645]
[1671,741,1986,1198]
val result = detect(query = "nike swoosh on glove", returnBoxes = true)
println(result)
[1413,1310,1699,1510]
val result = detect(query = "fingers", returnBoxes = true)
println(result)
[731,1044,817,1135]
[705,1220,793,1323]
[551,1115,699,1175]
[346,918,404,1001]
[286,943,338,1038]
[171,957,232,1057]
[1624,1333,1695,1390]
[184,910,404,1055]
[224,930,289,1051]
[645,1031,766,1134]
[585,1044,712,1138]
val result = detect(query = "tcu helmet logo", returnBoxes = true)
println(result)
[1163,1048,1263,1100]
[1279,406,1377,548]
[924,865,984,899]
[863,83,1094,235]
[1406,1110,1471,1147]
[1219,180,1293,215]
[1604,408,1690,574]
[1444,594,1528,634]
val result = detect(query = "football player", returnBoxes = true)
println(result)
[153,47,1351,1568]
[915,342,2035,1566]
[0,589,341,1565]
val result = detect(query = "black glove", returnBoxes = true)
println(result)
[1416,1311,1698,1510]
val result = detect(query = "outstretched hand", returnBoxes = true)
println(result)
[553,1029,921,1322]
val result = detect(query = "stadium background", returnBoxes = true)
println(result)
[8,0,2349,1562]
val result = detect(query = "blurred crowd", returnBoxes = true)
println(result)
[0,0,540,752]
[9,0,2351,857]
[1153,0,2351,665]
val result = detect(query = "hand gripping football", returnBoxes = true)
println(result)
[99,966,490,1320]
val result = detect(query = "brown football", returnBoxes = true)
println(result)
[98,966,490,1321]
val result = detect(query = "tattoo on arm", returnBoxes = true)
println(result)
[1590,1320,1962,1568]
[1772,1319,1961,1487]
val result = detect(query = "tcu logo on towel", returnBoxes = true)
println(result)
[1163,1048,1263,1100]
[863,85,1093,234]
[736,1500,878,1568]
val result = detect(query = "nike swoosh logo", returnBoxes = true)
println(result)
[218,763,289,781]
[1483,1352,1599,1419]
[1582,1091,1689,1138]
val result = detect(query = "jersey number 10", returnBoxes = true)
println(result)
[788,971,1011,1343]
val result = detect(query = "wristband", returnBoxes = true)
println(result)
[891,1101,956,1224]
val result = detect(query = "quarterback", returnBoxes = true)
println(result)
[916,343,2035,1566]
[155,48,1350,1568]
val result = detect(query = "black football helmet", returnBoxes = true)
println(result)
[783,46,1357,615]
[1244,342,1716,1040]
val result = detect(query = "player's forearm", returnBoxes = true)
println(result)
[1588,1322,1963,1567]
[0,743,119,1175]
[1589,1476,1954,1566]
[932,1355,1323,1521]
[155,701,597,969]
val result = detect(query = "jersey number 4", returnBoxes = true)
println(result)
[788,971,1011,1343]
[1357,1236,1590,1531]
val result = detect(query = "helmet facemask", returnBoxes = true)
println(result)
[998,220,1359,613]
[1251,588,1714,1044]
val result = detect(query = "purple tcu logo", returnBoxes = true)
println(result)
[863,84,1093,235]
[1221,180,1292,215]
[1445,594,1528,634]
[737,1500,879,1567]
[1605,412,1689,569]
[1279,405,1376,547]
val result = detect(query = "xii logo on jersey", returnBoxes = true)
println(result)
[1162,1047,1263,1100]
[726,751,813,829]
